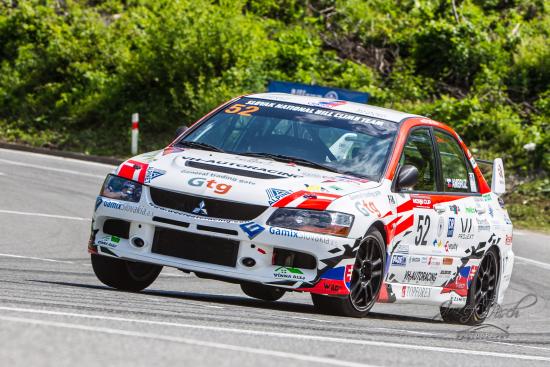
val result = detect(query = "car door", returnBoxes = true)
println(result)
[388,127,442,287]
[431,129,485,297]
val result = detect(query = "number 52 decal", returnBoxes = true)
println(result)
[224,104,259,116]
[415,214,431,246]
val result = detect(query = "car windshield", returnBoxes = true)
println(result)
[177,98,398,181]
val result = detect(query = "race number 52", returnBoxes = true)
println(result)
[224,104,259,116]
[415,215,431,246]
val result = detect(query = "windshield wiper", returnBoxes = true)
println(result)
[239,152,341,174]
[175,141,225,152]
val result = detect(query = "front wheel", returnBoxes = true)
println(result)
[440,248,499,325]
[312,228,385,317]
[91,254,162,292]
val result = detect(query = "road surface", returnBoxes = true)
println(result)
[1,148,549,367]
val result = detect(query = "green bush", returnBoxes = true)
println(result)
[0,0,547,181]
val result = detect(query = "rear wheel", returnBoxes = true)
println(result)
[311,228,385,317]
[240,282,286,301]
[91,254,162,292]
[440,248,499,325]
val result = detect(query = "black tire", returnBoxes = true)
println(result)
[440,247,499,325]
[240,282,286,301]
[91,254,162,292]
[311,228,385,317]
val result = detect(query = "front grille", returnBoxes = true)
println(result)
[152,227,239,267]
[149,187,267,221]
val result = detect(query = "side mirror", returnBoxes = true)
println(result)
[175,125,188,139]
[491,158,505,196]
[396,165,419,191]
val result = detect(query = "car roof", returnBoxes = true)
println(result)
[247,92,422,123]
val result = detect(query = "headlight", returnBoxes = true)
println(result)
[100,174,142,203]
[267,208,354,237]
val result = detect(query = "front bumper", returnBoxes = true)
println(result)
[89,185,358,294]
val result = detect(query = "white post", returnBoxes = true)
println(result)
[131,113,139,155]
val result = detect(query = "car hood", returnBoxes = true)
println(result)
[120,148,381,209]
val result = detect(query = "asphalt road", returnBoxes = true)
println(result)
[1,148,549,367]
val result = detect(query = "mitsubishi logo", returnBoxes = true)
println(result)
[192,201,208,216]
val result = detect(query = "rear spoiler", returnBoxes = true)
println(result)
[476,158,506,196]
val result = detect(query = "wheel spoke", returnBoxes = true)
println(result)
[371,270,382,278]
[371,258,382,268]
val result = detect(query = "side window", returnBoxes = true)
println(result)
[399,128,437,192]
[434,131,472,193]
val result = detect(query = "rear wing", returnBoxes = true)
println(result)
[477,158,506,196]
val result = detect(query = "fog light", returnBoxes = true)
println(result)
[132,237,145,248]
[241,257,256,267]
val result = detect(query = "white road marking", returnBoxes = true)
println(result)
[0,209,89,221]
[515,256,550,271]
[144,297,225,309]
[486,340,550,352]
[0,253,76,264]
[0,306,549,362]
[287,316,332,323]
[0,315,377,367]
[0,158,106,178]
[0,148,117,168]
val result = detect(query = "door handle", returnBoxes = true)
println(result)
[433,204,447,213]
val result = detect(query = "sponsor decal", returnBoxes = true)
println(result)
[355,200,381,217]
[505,234,513,246]
[447,217,455,237]
[403,271,438,283]
[355,201,370,216]
[444,241,458,252]
[432,239,443,249]
[144,167,166,184]
[488,206,494,217]
[446,178,468,189]
[180,156,302,178]
[344,264,353,284]
[437,216,444,237]
[460,217,473,233]
[391,255,407,266]
[412,197,431,207]
[428,256,441,266]
[95,197,103,211]
[468,172,477,192]
[188,177,232,194]
[269,227,331,244]
[443,257,454,265]
[388,195,396,205]
[440,270,452,275]
[464,207,476,214]
[97,235,120,248]
[240,222,266,239]
[192,201,208,216]
[409,256,422,263]
[402,285,431,298]
[476,218,491,232]
[469,156,477,168]
[273,266,306,280]
[449,204,460,214]
[266,188,292,206]
[101,199,153,216]
[349,190,381,200]
[180,168,256,185]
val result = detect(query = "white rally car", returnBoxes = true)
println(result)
[89,93,514,324]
